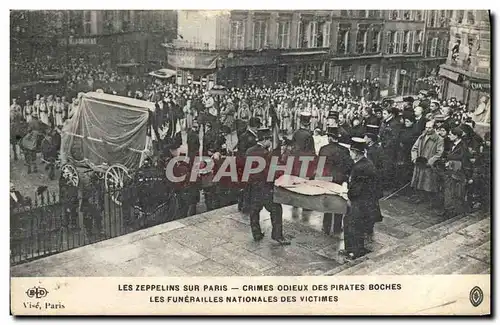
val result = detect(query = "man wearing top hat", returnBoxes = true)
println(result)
[317,125,354,235]
[340,137,378,260]
[245,127,290,245]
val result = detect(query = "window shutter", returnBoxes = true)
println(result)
[276,22,280,47]
[431,37,437,56]
[385,31,391,52]
[252,22,256,49]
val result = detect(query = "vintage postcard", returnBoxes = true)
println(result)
[9,8,491,316]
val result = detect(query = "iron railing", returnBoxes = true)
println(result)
[10,182,181,265]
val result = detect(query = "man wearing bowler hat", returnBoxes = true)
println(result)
[246,127,290,245]
[317,125,353,235]
[340,137,378,260]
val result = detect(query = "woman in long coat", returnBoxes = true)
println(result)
[443,127,472,217]
[410,121,444,201]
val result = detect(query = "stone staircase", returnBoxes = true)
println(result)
[323,210,491,276]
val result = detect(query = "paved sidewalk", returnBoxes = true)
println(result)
[11,198,490,277]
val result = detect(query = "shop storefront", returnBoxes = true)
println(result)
[439,64,490,110]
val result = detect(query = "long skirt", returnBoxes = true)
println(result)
[444,173,467,216]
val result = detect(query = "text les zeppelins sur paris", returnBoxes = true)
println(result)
[117,283,402,304]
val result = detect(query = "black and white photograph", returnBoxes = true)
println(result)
[9,9,491,281]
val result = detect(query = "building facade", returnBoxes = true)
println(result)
[39,10,177,66]
[438,10,490,113]
[168,10,455,97]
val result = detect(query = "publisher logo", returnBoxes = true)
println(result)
[26,286,48,299]
[469,286,483,307]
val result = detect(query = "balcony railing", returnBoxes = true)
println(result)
[172,39,217,51]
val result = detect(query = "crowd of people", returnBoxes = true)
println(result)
[10,57,491,258]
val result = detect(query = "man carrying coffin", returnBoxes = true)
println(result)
[340,138,378,260]
[316,125,353,235]
[246,128,290,245]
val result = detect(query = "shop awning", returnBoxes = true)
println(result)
[438,67,460,82]
[167,51,219,70]
[148,68,177,79]
[281,51,328,56]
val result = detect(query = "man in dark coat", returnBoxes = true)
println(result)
[246,128,290,245]
[174,118,200,158]
[364,125,384,237]
[413,105,427,134]
[339,138,378,260]
[316,126,353,235]
[236,117,261,212]
[290,111,317,217]
[379,106,402,190]
[291,112,316,155]
[164,137,199,218]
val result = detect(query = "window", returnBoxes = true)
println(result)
[391,10,398,20]
[253,20,267,49]
[340,10,348,17]
[414,31,422,52]
[358,10,367,18]
[356,29,367,53]
[467,11,475,24]
[83,10,92,35]
[426,38,432,56]
[407,31,414,52]
[277,20,290,48]
[387,31,395,54]
[403,31,409,52]
[415,10,422,20]
[308,21,318,48]
[430,37,438,57]
[321,22,331,47]
[429,11,436,27]
[395,31,402,53]
[403,10,411,20]
[456,10,464,24]
[230,20,245,50]
[368,10,380,18]
[436,38,442,57]
[439,10,447,27]
[371,30,381,52]
[337,29,349,54]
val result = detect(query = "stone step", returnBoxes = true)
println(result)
[349,213,489,275]
[370,219,491,275]
[324,212,489,276]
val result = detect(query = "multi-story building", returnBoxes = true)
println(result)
[422,10,453,75]
[168,10,335,87]
[376,10,426,97]
[64,10,178,65]
[13,10,177,66]
[168,10,456,97]
[438,10,490,111]
[327,10,385,83]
